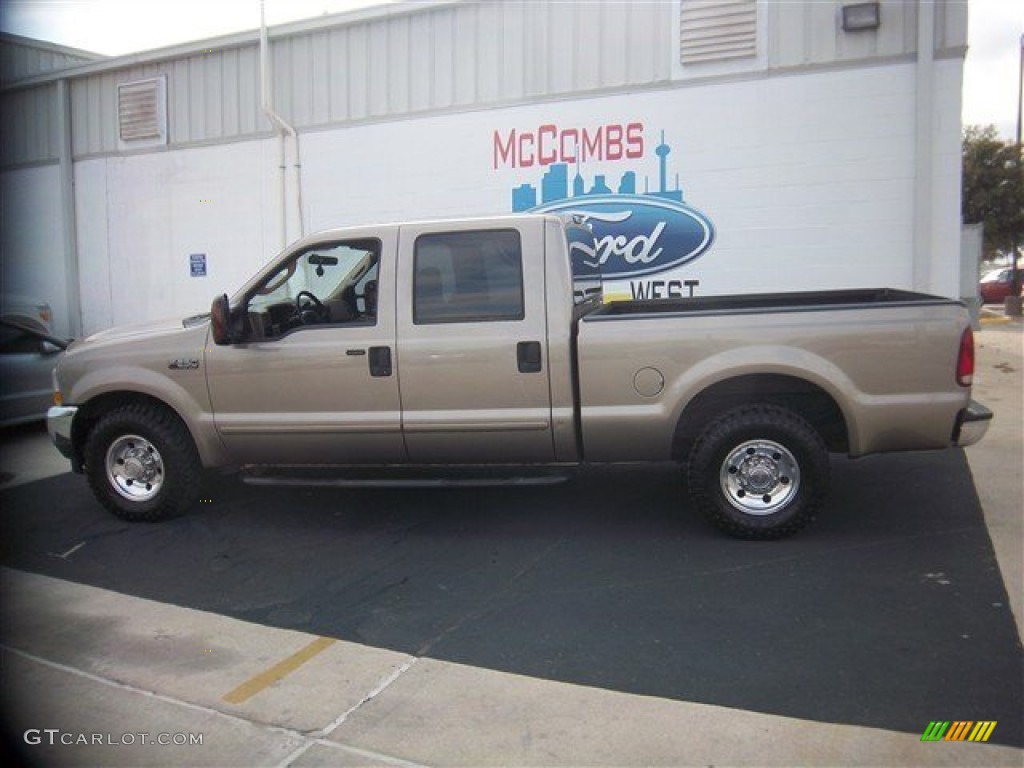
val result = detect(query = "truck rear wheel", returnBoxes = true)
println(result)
[687,404,829,539]
[84,404,202,522]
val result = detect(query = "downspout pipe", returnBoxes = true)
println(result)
[912,0,935,294]
[1011,33,1022,303]
[260,1,305,247]
[57,78,82,337]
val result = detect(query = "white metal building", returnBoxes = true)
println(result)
[0,0,968,337]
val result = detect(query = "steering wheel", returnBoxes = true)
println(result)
[295,290,327,323]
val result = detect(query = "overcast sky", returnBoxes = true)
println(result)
[1,0,1021,140]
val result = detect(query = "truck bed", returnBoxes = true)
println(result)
[584,288,960,321]
[574,286,973,463]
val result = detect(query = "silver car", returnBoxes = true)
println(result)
[0,296,68,426]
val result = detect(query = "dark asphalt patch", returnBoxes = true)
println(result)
[1,451,1021,746]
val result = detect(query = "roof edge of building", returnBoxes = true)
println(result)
[0,30,105,61]
[1,0,458,90]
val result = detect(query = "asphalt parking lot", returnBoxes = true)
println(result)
[0,319,1021,766]
[1,453,1022,742]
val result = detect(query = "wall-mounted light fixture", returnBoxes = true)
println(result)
[841,2,881,32]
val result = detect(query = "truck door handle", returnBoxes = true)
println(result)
[517,341,543,373]
[369,346,392,377]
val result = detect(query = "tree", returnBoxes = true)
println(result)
[961,125,1024,266]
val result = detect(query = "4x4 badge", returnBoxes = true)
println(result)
[168,358,200,371]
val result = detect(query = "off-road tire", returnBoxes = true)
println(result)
[84,403,202,522]
[687,404,830,540]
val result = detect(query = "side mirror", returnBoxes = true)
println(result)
[210,294,234,345]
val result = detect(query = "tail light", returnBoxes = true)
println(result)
[956,327,974,387]
[51,369,63,406]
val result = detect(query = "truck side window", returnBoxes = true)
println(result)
[247,239,380,339]
[413,229,524,324]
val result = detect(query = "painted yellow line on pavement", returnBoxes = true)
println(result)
[980,315,1012,325]
[223,636,336,705]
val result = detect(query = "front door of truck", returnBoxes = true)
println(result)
[395,220,555,463]
[205,232,405,465]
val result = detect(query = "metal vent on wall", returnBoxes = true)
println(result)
[117,77,166,143]
[680,0,757,64]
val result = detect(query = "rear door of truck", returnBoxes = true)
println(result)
[395,218,555,462]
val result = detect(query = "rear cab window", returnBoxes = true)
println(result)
[413,229,524,324]
[565,221,602,305]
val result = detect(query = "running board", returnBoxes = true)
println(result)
[240,468,572,489]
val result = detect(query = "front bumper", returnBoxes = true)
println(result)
[47,405,78,460]
[953,400,993,448]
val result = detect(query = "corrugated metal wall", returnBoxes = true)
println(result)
[0,33,99,85]
[61,0,674,160]
[269,1,671,127]
[0,84,60,166]
[766,0,965,70]
[0,34,99,166]
[63,47,266,156]
[0,0,967,167]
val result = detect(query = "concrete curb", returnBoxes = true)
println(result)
[3,567,1021,767]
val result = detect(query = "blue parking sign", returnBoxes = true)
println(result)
[190,253,207,277]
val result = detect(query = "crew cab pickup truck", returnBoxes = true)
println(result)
[47,214,992,538]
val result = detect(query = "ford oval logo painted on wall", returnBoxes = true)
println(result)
[531,195,715,279]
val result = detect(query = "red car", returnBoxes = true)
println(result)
[979,268,1020,304]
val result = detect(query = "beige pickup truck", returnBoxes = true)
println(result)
[47,214,991,538]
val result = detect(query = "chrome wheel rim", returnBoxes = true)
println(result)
[720,439,800,516]
[106,434,164,502]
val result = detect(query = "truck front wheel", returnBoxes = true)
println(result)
[84,404,202,522]
[687,404,830,539]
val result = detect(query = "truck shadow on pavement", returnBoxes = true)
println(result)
[1,451,1021,747]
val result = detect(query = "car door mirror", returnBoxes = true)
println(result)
[210,294,237,345]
